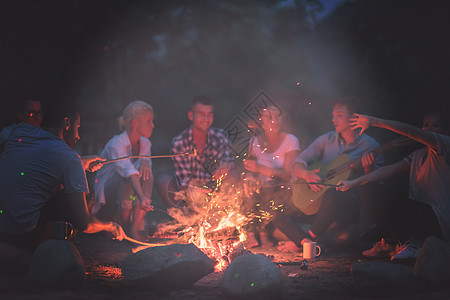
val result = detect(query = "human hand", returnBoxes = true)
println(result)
[138,195,154,211]
[243,175,260,197]
[109,222,126,241]
[82,155,105,172]
[139,160,152,181]
[336,180,355,192]
[349,114,372,135]
[361,152,375,174]
[213,164,230,181]
[243,159,259,173]
[303,168,323,192]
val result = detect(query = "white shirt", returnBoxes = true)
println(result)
[250,133,300,184]
[93,131,151,214]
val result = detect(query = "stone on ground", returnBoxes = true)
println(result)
[414,236,450,286]
[221,253,283,299]
[0,242,32,274]
[27,239,85,288]
[352,262,415,295]
[121,243,215,290]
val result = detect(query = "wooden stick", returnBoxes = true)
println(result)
[123,235,165,247]
[102,152,193,165]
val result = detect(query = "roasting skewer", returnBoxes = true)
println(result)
[102,150,196,165]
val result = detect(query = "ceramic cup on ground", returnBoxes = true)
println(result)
[303,241,321,259]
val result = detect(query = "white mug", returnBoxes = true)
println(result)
[303,242,321,259]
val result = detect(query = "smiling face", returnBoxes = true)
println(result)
[260,106,282,134]
[189,103,214,132]
[332,103,352,134]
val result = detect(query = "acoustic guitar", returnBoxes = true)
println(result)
[292,136,413,215]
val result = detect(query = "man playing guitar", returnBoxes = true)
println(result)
[277,97,382,252]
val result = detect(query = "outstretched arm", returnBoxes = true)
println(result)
[128,174,153,211]
[66,192,125,240]
[351,114,438,149]
[337,159,410,191]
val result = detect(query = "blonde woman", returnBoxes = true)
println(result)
[93,101,154,241]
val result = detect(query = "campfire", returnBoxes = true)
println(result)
[151,178,252,271]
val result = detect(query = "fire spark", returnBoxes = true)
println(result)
[153,179,251,271]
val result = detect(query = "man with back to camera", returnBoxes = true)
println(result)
[0,100,124,251]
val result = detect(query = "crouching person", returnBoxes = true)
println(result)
[0,100,124,260]
[93,101,155,242]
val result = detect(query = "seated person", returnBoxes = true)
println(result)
[0,96,43,142]
[337,111,449,261]
[93,101,154,242]
[243,105,300,248]
[0,100,124,251]
[160,96,234,208]
[278,97,382,252]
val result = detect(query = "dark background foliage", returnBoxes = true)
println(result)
[1,0,449,162]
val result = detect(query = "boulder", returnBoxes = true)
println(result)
[27,239,85,288]
[352,262,415,295]
[221,253,283,299]
[121,243,215,290]
[0,242,32,274]
[413,236,450,286]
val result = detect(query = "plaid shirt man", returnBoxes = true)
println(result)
[171,126,234,187]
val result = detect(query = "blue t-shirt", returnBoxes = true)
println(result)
[0,123,88,234]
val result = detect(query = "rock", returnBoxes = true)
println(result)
[221,253,283,299]
[0,242,32,274]
[28,239,85,288]
[121,243,215,290]
[413,236,450,286]
[352,262,415,295]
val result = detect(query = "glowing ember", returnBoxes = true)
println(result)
[152,179,251,272]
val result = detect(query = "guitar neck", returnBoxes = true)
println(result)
[326,136,412,180]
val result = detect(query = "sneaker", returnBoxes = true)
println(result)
[362,238,396,258]
[391,242,420,262]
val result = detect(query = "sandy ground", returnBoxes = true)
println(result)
[1,232,450,299]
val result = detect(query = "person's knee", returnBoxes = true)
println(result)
[321,190,340,207]
[118,181,134,198]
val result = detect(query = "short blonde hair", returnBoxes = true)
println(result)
[118,100,153,130]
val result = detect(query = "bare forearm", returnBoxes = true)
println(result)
[84,215,112,234]
[370,117,437,149]
[351,160,409,187]
[292,162,308,179]
[128,174,145,198]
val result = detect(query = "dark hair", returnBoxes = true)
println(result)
[41,100,80,130]
[331,97,360,115]
[16,97,42,114]
[423,110,449,132]
[190,95,212,111]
